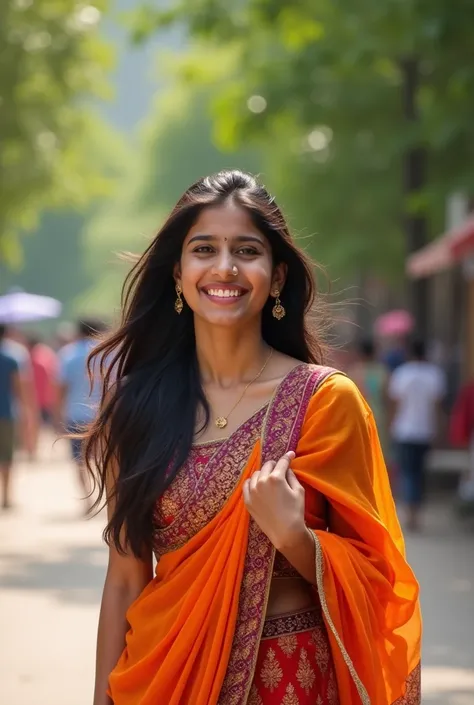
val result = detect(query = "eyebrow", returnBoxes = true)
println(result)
[187,234,265,245]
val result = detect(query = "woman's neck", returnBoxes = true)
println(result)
[194,320,270,388]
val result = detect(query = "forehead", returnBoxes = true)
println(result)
[185,202,263,241]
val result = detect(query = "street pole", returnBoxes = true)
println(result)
[401,57,429,339]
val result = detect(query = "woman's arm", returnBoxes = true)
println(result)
[94,551,153,705]
[242,451,317,583]
[93,468,153,705]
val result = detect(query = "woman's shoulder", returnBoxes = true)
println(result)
[292,371,372,449]
[273,356,366,410]
[308,366,370,416]
[291,361,350,391]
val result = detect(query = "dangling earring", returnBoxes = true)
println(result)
[174,282,184,314]
[271,289,286,320]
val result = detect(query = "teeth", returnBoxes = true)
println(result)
[206,288,241,298]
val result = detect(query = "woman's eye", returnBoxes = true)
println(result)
[193,246,214,254]
[237,247,259,256]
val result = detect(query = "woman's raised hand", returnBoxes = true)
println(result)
[242,451,307,551]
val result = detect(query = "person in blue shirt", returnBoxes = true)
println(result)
[56,319,106,513]
[0,324,29,509]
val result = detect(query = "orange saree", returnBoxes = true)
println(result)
[108,365,421,705]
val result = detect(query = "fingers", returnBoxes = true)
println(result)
[244,452,297,506]
[249,471,259,492]
[271,451,295,478]
[243,478,251,505]
[286,468,303,493]
[259,459,276,480]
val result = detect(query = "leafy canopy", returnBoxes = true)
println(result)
[128,0,474,279]
[0,0,113,266]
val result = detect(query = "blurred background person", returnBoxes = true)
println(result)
[26,334,59,458]
[389,338,446,531]
[0,324,29,509]
[348,337,390,456]
[381,335,407,373]
[55,319,106,514]
[0,325,37,461]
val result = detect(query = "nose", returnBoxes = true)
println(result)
[211,249,236,280]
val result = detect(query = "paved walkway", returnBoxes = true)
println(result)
[1,435,473,704]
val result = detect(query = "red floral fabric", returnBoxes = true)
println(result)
[249,609,339,705]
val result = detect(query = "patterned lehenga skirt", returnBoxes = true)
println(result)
[249,607,339,704]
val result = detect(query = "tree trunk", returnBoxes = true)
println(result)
[401,57,429,339]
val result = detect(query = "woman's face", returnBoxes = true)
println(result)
[177,202,286,328]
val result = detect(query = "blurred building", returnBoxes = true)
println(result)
[407,212,474,395]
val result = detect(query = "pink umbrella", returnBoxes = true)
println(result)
[374,309,414,338]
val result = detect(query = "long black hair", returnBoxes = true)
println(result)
[84,170,327,556]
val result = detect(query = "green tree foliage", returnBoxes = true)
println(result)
[129,0,474,279]
[0,0,113,266]
[0,115,134,318]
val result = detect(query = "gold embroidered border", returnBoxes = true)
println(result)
[217,519,275,705]
[392,663,421,705]
[312,531,371,705]
[219,365,338,705]
[152,407,265,558]
[261,608,323,639]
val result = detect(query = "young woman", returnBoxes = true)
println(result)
[86,171,421,705]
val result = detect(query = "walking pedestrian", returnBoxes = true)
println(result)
[0,324,29,508]
[0,326,37,459]
[389,338,446,531]
[27,334,58,426]
[86,171,421,705]
[55,319,105,513]
[26,334,58,459]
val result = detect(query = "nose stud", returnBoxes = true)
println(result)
[232,265,238,276]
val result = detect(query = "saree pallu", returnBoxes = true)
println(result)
[108,365,422,705]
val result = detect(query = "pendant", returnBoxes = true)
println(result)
[215,416,228,429]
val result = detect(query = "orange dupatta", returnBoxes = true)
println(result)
[108,365,421,705]
[294,373,421,704]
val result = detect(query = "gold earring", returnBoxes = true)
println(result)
[271,289,286,320]
[174,283,184,314]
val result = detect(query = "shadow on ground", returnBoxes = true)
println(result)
[0,544,106,604]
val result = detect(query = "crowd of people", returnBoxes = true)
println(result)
[0,319,105,511]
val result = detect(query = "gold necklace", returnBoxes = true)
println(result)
[214,348,273,429]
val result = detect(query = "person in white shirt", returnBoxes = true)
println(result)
[389,338,446,531]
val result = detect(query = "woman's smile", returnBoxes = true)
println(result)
[200,284,249,305]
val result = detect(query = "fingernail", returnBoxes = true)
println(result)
[286,451,295,458]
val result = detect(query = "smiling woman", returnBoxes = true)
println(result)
[177,204,286,329]
[83,170,421,705]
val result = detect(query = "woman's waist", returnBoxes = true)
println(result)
[262,605,322,638]
[266,575,315,618]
